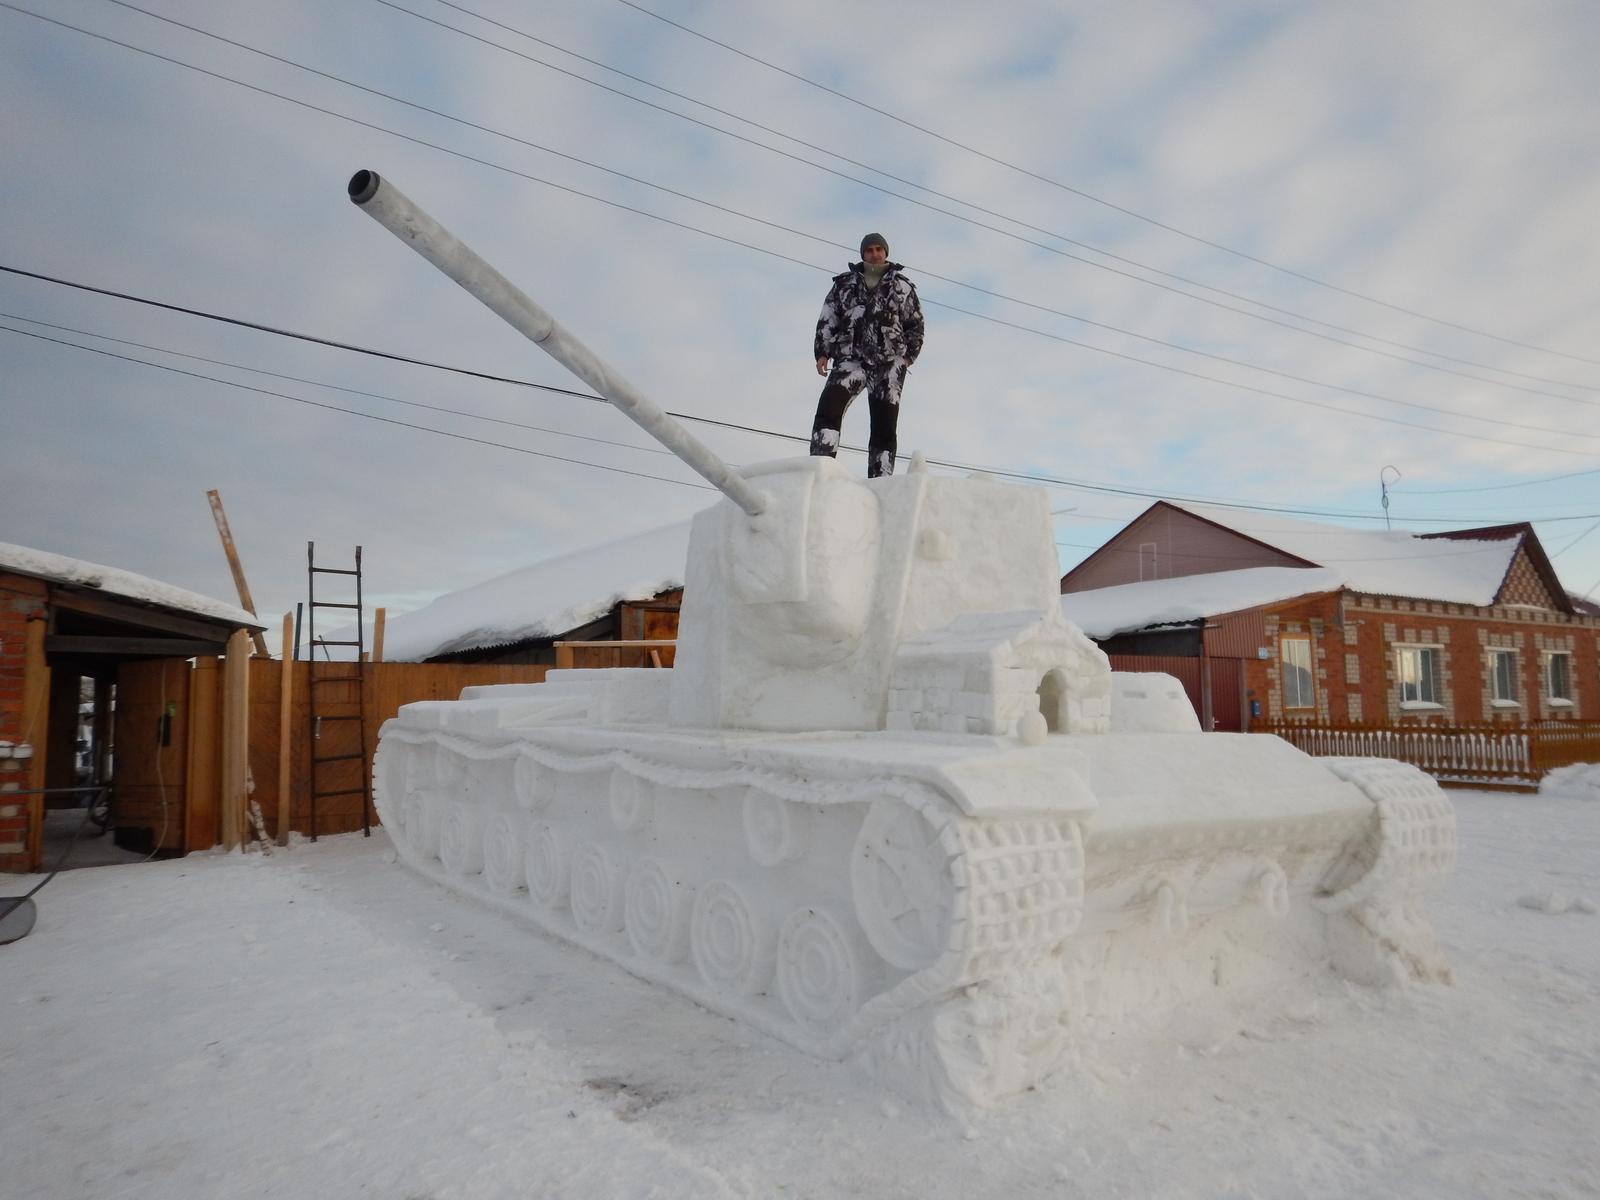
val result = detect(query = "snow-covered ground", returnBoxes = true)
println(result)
[3,789,1596,1200]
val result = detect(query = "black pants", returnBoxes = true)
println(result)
[809,359,906,478]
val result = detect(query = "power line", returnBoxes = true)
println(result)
[97,0,1600,426]
[0,309,678,458]
[11,262,1600,522]
[615,0,1600,369]
[10,6,1597,458]
[388,0,1600,398]
[0,322,715,490]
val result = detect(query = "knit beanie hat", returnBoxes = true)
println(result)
[859,233,888,256]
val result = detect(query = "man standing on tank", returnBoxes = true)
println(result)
[810,234,924,478]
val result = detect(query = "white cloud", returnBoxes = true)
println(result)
[3,0,1599,630]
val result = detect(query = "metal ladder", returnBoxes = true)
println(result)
[305,542,370,841]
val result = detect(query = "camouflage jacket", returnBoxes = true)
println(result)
[813,263,924,368]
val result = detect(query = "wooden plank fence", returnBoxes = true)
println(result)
[1256,721,1600,788]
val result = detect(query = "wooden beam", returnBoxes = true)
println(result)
[49,588,249,641]
[277,614,294,845]
[219,632,251,850]
[372,608,386,664]
[552,640,678,648]
[45,635,227,657]
[206,491,272,657]
[185,657,220,852]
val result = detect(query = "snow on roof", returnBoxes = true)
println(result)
[1167,502,1520,606]
[377,520,693,662]
[1060,566,1344,640]
[0,540,259,627]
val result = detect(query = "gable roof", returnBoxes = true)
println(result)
[1064,501,1566,612]
[0,541,260,628]
[374,520,693,662]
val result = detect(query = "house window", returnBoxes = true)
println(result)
[1488,650,1518,706]
[1281,637,1315,709]
[1396,646,1442,707]
[1547,652,1573,704]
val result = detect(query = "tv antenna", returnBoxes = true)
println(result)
[1380,466,1402,529]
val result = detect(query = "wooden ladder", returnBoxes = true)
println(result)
[305,542,370,841]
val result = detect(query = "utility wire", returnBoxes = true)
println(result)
[12,261,1600,519]
[9,4,1596,457]
[97,0,1600,423]
[0,309,677,458]
[387,0,1600,397]
[616,0,1600,369]
[0,322,716,490]
[15,315,1600,537]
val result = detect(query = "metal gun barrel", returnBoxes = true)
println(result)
[347,169,765,516]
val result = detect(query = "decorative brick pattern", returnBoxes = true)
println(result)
[1242,590,1598,731]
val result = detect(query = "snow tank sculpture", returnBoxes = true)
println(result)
[350,171,1458,1115]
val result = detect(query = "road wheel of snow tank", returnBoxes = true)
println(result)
[571,843,627,935]
[524,823,569,908]
[776,906,864,1037]
[438,803,485,877]
[403,792,440,859]
[851,799,956,970]
[743,790,806,866]
[625,858,693,961]
[481,812,525,895]
[691,880,774,997]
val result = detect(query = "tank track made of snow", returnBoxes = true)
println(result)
[373,670,1456,1114]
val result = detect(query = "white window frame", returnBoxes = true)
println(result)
[1396,645,1443,709]
[1281,637,1315,710]
[1487,649,1520,708]
[1546,651,1574,706]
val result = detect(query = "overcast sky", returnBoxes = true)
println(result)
[5,0,1600,647]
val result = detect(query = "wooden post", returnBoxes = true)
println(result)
[21,616,49,872]
[206,490,271,658]
[185,657,221,851]
[277,614,294,845]
[555,643,574,670]
[372,607,386,664]
[219,630,251,849]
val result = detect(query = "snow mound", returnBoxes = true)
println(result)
[1538,762,1600,801]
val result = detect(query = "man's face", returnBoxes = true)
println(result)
[862,243,887,265]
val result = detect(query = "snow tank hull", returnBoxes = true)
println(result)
[373,672,1456,1115]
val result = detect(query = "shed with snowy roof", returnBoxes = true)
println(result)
[0,542,264,871]
[1059,501,1598,734]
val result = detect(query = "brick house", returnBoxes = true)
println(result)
[1059,501,1597,733]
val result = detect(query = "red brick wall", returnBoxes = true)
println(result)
[1,574,48,871]
[1246,590,1598,728]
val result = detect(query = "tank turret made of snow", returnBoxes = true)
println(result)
[352,173,1457,1116]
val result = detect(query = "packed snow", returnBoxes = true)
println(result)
[1059,566,1345,640]
[1540,762,1600,802]
[372,520,691,661]
[3,787,1596,1199]
[0,540,258,627]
